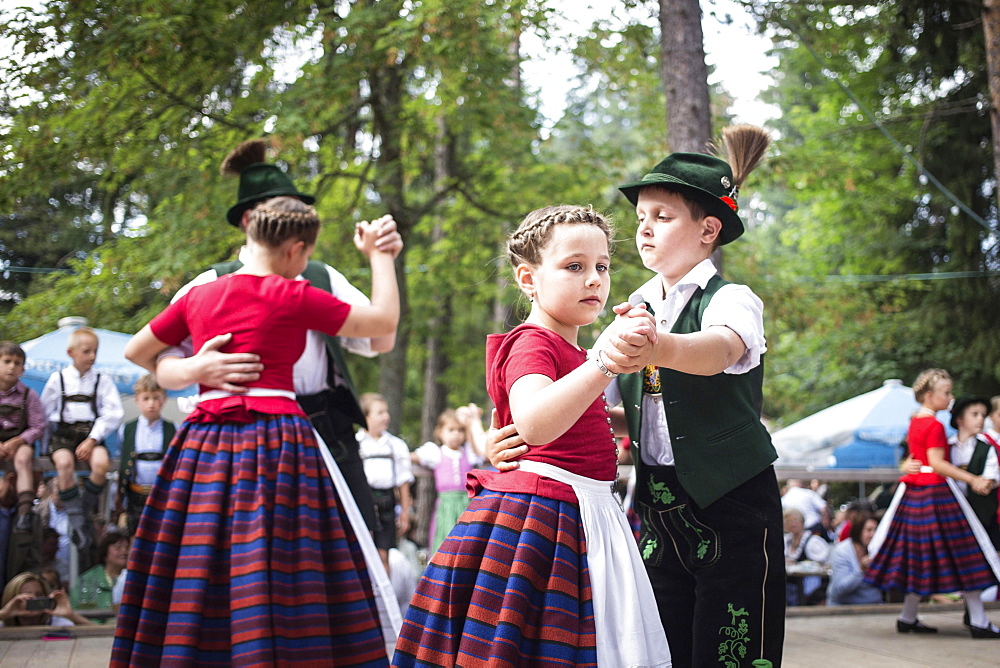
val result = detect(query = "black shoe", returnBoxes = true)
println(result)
[897,618,938,634]
[970,623,1000,639]
[963,609,970,627]
[14,512,33,533]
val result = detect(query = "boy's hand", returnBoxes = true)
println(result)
[187,333,263,393]
[354,215,396,257]
[972,476,994,496]
[396,512,411,536]
[0,440,11,460]
[76,438,97,461]
[597,304,658,373]
[485,409,527,471]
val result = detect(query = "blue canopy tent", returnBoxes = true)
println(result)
[773,379,953,469]
[19,317,195,455]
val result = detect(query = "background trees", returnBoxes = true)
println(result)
[2,0,998,443]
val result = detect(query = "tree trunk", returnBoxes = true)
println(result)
[984,0,1000,212]
[659,0,723,271]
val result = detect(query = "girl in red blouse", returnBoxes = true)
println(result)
[865,368,1000,639]
[113,197,401,666]
[394,205,670,667]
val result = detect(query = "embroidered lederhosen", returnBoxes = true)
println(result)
[0,389,28,442]
[118,420,175,535]
[49,372,100,454]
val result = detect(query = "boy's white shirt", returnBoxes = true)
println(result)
[949,433,1000,496]
[161,246,376,396]
[357,429,415,490]
[603,258,766,466]
[40,366,124,443]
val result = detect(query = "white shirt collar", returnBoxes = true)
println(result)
[138,416,162,430]
[629,258,718,308]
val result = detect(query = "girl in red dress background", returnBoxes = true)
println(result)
[865,368,1000,639]
[113,196,401,666]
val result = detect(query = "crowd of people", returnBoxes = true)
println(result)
[780,386,1000,639]
[2,129,999,667]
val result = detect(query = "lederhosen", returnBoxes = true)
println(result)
[212,259,376,531]
[0,388,28,443]
[118,419,176,536]
[620,275,785,668]
[49,372,100,455]
[361,446,398,550]
[960,438,1000,549]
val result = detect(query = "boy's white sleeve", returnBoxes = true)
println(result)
[324,264,377,359]
[39,372,61,421]
[91,374,125,443]
[603,377,623,408]
[701,284,766,374]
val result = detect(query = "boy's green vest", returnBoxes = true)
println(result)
[118,418,176,485]
[964,438,999,525]
[620,275,777,508]
[211,259,366,427]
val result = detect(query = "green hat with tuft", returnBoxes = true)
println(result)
[222,140,315,227]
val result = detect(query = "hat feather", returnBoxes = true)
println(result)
[715,124,770,187]
[220,139,269,176]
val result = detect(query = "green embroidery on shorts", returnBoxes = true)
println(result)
[718,604,750,667]
[648,475,676,505]
[641,535,657,560]
[678,512,711,560]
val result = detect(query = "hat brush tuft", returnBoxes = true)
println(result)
[221,139,269,176]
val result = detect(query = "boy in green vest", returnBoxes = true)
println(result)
[604,125,783,668]
[487,125,783,667]
[947,396,1000,549]
[115,375,176,536]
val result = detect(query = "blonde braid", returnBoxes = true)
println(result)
[912,368,951,403]
[246,196,320,247]
[507,205,613,268]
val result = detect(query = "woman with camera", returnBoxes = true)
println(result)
[0,571,94,627]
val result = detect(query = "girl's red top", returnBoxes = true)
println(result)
[900,414,948,486]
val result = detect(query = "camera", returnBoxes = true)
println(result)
[25,596,55,611]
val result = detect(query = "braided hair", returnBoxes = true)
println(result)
[245,196,320,248]
[507,205,613,268]
[912,368,951,403]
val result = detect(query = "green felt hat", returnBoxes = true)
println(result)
[225,163,315,227]
[618,152,745,245]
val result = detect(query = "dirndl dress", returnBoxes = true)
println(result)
[865,476,1000,595]
[111,394,398,667]
[393,461,670,668]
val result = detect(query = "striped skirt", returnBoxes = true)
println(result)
[111,415,388,667]
[393,488,599,667]
[865,481,1000,595]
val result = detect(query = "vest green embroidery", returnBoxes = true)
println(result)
[648,475,676,505]
[641,536,657,560]
[718,604,750,667]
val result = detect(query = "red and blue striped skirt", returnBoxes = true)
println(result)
[392,488,598,667]
[111,415,388,667]
[865,482,998,595]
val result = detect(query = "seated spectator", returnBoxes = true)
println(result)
[781,478,828,535]
[784,508,830,606]
[0,571,93,626]
[836,498,877,542]
[71,530,129,611]
[827,513,883,606]
[39,565,63,594]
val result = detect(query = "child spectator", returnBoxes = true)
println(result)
[37,480,70,585]
[836,498,877,542]
[827,513,883,606]
[0,571,93,627]
[394,206,669,667]
[39,327,124,557]
[115,375,176,536]
[948,396,1000,548]
[114,196,401,664]
[358,392,414,575]
[0,341,46,534]
[411,405,486,554]
[866,369,1000,638]
[981,396,1000,530]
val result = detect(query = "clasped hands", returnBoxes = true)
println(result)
[591,301,659,375]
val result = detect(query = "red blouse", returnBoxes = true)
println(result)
[151,273,351,421]
[900,414,948,486]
